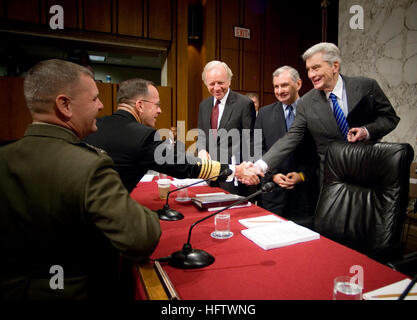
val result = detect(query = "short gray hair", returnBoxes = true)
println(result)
[117,78,155,105]
[272,66,300,82]
[246,92,259,100]
[24,59,93,113]
[302,42,342,69]
[202,60,233,85]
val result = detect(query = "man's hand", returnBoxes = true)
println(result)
[347,127,368,142]
[235,162,263,185]
[272,172,303,189]
[198,149,211,160]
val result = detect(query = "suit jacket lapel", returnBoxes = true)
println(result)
[311,90,342,137]
[342,75,361,113]
[218,90,235,129]
[203,97,214,132]
[273,102,287,134]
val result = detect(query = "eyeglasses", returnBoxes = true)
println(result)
[142,99,161,108]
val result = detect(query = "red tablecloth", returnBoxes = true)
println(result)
[131,180,407,300]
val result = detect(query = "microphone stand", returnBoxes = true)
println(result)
[168,182,276,268]
[157,169,232,221]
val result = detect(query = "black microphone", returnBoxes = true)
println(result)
[166,181,277,268]
[157,168,233,221]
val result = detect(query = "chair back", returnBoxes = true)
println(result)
[313,141,414,262]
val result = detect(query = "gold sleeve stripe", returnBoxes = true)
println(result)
[197,160,221,180]
[199,160,208,179]
[209,161,221,181]
[203,160,209,179]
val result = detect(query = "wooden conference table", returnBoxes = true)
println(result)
[131,179,407,300]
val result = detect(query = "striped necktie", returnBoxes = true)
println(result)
[285,105,295,130]
[329,93,349,140]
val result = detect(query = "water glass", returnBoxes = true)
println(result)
[333,276,363,300]
[211,213,233,239]
[175,183,190,202]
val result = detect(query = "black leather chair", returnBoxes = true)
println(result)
[312,141,414,264]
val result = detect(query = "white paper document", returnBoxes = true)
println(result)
[239,214,284,228]
[139,174,155,182]
[241,221,320,250]
[171,178,208,187]
[363,278,417,300]
[194,192,226,197]
[208,202,252,212]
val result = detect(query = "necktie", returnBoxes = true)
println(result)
[211,99,221,135]
[329,93,349,140]
[285,105,295,130]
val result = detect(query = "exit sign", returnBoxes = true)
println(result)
[234,26,250,39]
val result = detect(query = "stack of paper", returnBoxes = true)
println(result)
[239,214,284,228]
[172,178,208,187]
[363,279,417,300]
[240,216,320,250]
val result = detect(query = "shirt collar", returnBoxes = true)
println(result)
[282,97,300,112]
[214,88,230,105]
[326,74,344,100]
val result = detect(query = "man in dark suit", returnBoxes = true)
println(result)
[84,78,260,300]
[0,59,161,300]
[197,60,257,195]
[244,42,400,188]
[84,78,233,193]
[84,78,256,192]
[255,66,319,219]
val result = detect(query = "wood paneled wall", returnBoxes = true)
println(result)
[0,78,171,142]
[0,0,332,143]
[1,0,172,40]
[202,0,323,108]
[0,77,32,141]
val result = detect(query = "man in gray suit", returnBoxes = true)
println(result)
[197,60,257,194]
[244,42,400,188]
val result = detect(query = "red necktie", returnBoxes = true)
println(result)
[210,99,221,135]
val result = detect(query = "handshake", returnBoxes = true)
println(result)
[235,162,303,190]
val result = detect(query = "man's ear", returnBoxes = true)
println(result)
[333,61,340,73]
[55,94,72,119]
[296,79,302,91]
[135,99,144,114]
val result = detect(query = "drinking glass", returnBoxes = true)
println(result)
[210,212,233,239]
[333,276,363,300]
[175,183,190,202]
[157,179,171,200]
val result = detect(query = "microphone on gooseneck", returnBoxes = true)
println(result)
[162,181,277,268]
[157,168,233,221]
